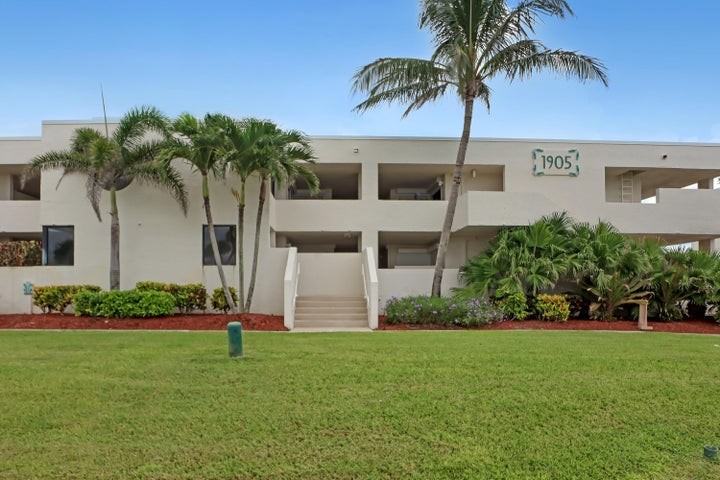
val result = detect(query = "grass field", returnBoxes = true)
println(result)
[1,330,719,479]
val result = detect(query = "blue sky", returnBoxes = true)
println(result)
[1,0,719,142]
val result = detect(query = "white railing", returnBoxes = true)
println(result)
[362,247,379,329]
[283,247,299,330]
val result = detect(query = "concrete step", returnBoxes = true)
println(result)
[295,319,369,328]
[296,298,366,307]
[292,296,369,330]
[295,313,367,322]
[295,306,367,314]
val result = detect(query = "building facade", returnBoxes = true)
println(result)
[1,120,719,328]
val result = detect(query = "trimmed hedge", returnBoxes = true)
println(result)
[32,285,102,313]
[136,281,207,312]
[73,289,176,318]
[385,295,503,327]
[0,240,42,267]
[211,287,238,313]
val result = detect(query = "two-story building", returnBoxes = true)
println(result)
[1,120,719,329]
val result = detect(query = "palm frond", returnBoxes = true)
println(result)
[130,162,189,215]
[352,58,454,115]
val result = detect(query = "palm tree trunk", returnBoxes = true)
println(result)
[432,97,475,297]
[202,174,238,313]
[109,186,120,291]
[245,175,266,312]
[236,181,246,313]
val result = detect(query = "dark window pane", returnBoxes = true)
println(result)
[203,225,236,265]
[43,226,74,266]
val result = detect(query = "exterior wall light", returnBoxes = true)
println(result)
[353,148,359,153]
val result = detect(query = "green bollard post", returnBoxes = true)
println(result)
[227,321,243,358]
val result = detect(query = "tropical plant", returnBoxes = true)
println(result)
[244,123,318,312]
[459,212,575,297]
[23,107,187,290]
[534,293,570,322]
[160,113,238,313]
[352,0,607,297]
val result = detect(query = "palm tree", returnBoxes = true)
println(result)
[23,106,188,290]
[215,117,276,312]
[245,124,319,312]
[352,0,608,296]
[160,113,238,313]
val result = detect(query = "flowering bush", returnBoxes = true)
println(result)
[385,295,503,327]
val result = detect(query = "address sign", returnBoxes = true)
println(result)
[532,149,580,177]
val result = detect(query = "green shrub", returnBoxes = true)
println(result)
[72,289,102,317]
[73,290,176,318]
[534,294,570,322]
[136,281,207,312]
[493,291,529,320]
[33,285,102,313]
[0,240,42,266]
[385,295,503,327]
[211,287,238,313]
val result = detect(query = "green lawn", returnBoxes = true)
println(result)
[1,331,719,479]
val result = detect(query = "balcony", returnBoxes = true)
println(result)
[0,201,41,234]
[453,191,560,231]
[271,198,447,232]
[600,188,720,238]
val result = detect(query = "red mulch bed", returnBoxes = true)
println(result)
[378,316,720,335]
[0,313,286,331]
[2,314,719,335]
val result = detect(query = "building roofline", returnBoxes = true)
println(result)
[309,134,720,147]
[0,136,42,141]
[28,120,720,147]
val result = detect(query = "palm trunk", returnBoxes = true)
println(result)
[236,181,246,313]
[109,186,120,291]
[432,97,475,297]
[245,175,266,312]
[202,174,238,313]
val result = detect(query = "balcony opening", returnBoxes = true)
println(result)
[379,164,503,200]
[274,231,361,253]
[378,232,440,269]
[0,167,40,200]
[605,167,720,203]
[276,163,361,200]
[379,164,448,200]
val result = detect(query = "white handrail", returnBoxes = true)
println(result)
[361,247,379,329]
[283,247,299,330]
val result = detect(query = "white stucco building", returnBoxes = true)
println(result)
[1,120,719,328]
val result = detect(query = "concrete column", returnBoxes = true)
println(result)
[361,162,377,201]
[698,178,714,190]
[699,239,717,252]
[637,300,652,331]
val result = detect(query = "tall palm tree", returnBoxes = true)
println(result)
[245,124,319,312]
[23,106,187,290]
[160,113,238,313]
[214,117,273,312]
[352,0,608,296]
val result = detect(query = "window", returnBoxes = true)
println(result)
[42,226,74,266]
[202,225,236,265]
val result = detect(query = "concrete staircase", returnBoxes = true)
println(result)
[294,296,370,331]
